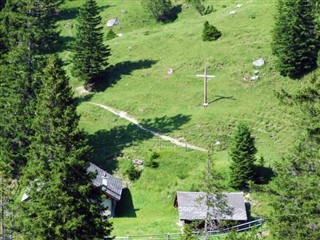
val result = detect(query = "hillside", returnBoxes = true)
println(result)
[58,0,312,236]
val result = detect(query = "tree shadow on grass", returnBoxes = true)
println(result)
[115,188,138,218]
[58,36,75,52]
[57,5,113,21]
[254,165,275,184]
[94,59,158,92]
[88,114,191,172]
[169,4,182,22]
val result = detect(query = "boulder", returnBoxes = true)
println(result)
[253,58,265,67]
[106,18,119,27]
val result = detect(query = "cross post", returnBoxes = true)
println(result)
[196,67,216,107]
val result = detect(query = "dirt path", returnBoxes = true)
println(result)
[88,102,207,152]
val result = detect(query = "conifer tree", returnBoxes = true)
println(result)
[0,0,61,177]
[229,123,256,189]
[17,56,112,239]
[202,21,221,41]
[272,0,319,78]
[270,77,320,239]
[72,0,110,88]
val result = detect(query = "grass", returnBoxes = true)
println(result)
[58,0,317,236]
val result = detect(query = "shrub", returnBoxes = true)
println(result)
[124,160,141,181]
[106,29,117,40]
[202,21,221,41]
[141,0,173,22]
[145,151,160,168]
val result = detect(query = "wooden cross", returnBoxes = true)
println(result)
[196,67,216,107]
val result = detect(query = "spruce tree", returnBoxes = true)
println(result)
[0,0,61,177]
[202,21,221,41]
[229,123,256,189]
[17,56,112,239]
[272,0,319,78]
[270,77,320,239]
[72,0,110,88]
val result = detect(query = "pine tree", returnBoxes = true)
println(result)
[272,0,319,78]
[229,123,256,189]
[141,0,173,22]
[0,0,61,177]
[17,56,112,239]
[269,76,320,239]
[202,21,221,41]
[72,0,110,88]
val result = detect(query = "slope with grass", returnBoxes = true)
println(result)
[58,0,314,236]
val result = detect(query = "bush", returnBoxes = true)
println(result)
[124,160,141,181]
[141,0,173,22]
[145,151,160,168]
[187,0,214,15]
[106,29,117,40]
[202,21,221,41]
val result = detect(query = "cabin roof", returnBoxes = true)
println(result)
[88,163,123,201]
[175,191,247,221]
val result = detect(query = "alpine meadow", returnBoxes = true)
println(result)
[1,0,320,239]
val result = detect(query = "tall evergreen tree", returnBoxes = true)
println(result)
[0,0,61,177]
[72,0,110,88]
[272,0,319,78]
[270,77,320,239]
[229,123,256,189]
[17,56,112,239]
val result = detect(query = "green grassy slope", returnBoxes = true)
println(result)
[59,0,315,236]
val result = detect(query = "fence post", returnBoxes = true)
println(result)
[126,235,130,240]
[167,233,170,240]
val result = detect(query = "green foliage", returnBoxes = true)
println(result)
[272,0,319,78]
[72,0,110,87]
[229,123,257,189]
[145,150,160,168]
[269,76,320,239]
[141,0,173,22]
[186,0,214,16]
[202,21,221,41]
[180,223,197,240]
[124,160,141,181]
[106,28,117,40]
[17,55,112,239]
[269,147,320,239]
[0,0,62,178]
[225,229,265,240]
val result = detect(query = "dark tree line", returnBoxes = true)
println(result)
[0,0,112,238]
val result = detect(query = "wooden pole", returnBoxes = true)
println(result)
[196,67,215,107]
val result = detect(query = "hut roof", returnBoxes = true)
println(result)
[175,191,247,221]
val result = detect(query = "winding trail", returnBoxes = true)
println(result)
[88,102,207,152]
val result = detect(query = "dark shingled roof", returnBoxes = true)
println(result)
[88,163,123,201]
[175,191,247,221]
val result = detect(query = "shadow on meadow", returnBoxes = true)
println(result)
[88,114,191,172]
[57,5,113,21]
[94,59,158,92]
[58,36,75,52]
[209,95,236,104]
[115,188,138,218]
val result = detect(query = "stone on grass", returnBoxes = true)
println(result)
[106,18,119,27]
[253,58,265,67]
[236,4,242,8]
[250,76,259,81]
[229,10,237,15]
[167,68,174,75]
[117,33,123,37]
